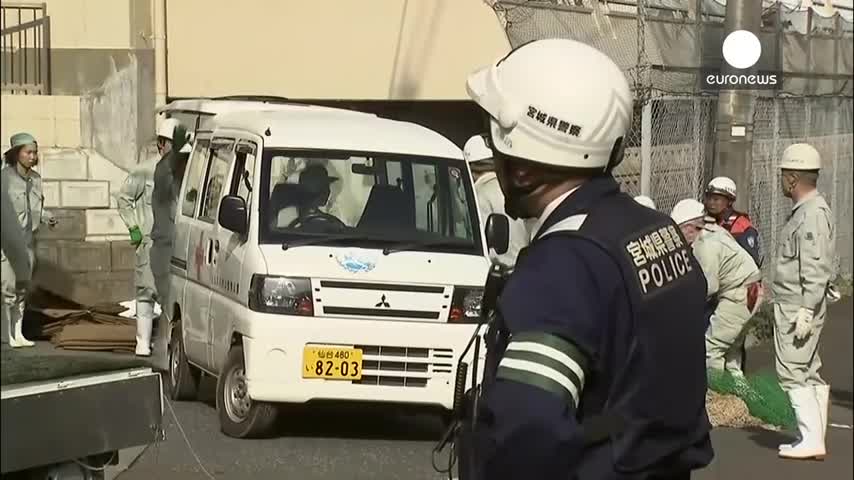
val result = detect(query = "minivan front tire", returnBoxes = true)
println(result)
[168,323,201,401]
[216,345,279,438]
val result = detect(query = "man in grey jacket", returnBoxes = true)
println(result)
[773,143,836,461]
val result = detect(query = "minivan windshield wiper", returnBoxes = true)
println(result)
[281,233,378,250]
[382,239,473,256]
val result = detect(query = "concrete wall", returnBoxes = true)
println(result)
[1,95,81,148]
[166,0,510,99]
[2,1,155,169]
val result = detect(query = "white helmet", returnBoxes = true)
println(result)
[671,199,706,225]
[706,176,737,199]
[463,135,493,164]
[780,143,821,171]
[634,195,656,210]
[156,117,181,140]
[466,39,633,170]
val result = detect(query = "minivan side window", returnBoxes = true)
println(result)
[181,138,211,218]
[199,139,235,223]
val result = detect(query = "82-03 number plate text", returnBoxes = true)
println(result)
[302,346,363,380]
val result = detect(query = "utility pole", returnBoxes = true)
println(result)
[712,0,763,213]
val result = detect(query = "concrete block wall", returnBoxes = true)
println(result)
[3,94,139,306]
[34,208,136,306]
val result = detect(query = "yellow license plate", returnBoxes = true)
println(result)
[302,346,363,380]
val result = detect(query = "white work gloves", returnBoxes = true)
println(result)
[793,307,815,340]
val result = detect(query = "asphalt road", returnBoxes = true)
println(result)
[116,299,852,480]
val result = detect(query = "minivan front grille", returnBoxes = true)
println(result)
[351,345,454,387]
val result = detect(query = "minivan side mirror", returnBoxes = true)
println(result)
[485,214,509,255]
[219,195,248,235]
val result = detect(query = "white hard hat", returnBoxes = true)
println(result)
[706,176,737,199]
[634,195,656,210]
[463,135,493,164]
[466,39,633,170]
[156,117,181,140]
[671,199,706,225]
[780,143,821,171]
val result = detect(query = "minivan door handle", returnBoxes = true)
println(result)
[207,238,214,264]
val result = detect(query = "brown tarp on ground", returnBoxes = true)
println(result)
[30,305,137,353]
[53,325,136,354]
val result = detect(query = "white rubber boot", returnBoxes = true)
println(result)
[135,301,154,357]
[816,384,830,448]
[780,384,830,453]
[779,386,826,460]
[10,304,34,347]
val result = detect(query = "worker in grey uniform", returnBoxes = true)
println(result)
[463,134,528,270]
[773,143,835,461]
[117,118,183,356]
[671,199,760,377]
[1,179,32,347]
[1,133,57,348]
[149,122,190,369]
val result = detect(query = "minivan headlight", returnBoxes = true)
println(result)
[248,275,314,316]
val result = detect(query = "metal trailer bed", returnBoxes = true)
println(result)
[1,346,164,476]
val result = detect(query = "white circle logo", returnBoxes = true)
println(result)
[722,30,762,69]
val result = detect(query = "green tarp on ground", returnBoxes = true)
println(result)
[708,369,796,430]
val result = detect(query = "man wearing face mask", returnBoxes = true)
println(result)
[456,39,712,480]
[773,143,835,461]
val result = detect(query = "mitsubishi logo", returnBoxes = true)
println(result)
[375,294,391,308]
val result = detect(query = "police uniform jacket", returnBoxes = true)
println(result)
[473,175,713,480]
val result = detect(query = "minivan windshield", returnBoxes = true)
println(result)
[258,149,483,256]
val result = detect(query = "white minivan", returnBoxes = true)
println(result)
[165,104,490,438]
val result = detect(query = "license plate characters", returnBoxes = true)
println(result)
[302,346,363,380]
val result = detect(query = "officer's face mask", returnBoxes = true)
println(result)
[493,154,543,220]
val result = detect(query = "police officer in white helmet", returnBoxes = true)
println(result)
[464,134,528,269]
[117,117,185,356]
[454,39,711,480]
[774,143,835,461]
[671,199,761,378]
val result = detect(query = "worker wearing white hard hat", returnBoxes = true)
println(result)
[148,123,192,367]
[633,195,656,210]
[703,175,764,375]
[773,143,835,461]
[671,199,761,378]
[463,134,528,270]
[455,39,711,480]
[703,176,762,265]
[117,117,187,357]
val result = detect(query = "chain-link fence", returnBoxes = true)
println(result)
[626,96,853,281]
[487,0,854,280]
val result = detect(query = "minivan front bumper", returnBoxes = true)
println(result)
[241,314,485,409]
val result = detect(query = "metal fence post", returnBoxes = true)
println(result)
[641,101,653,197]
[770,98,780,277]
